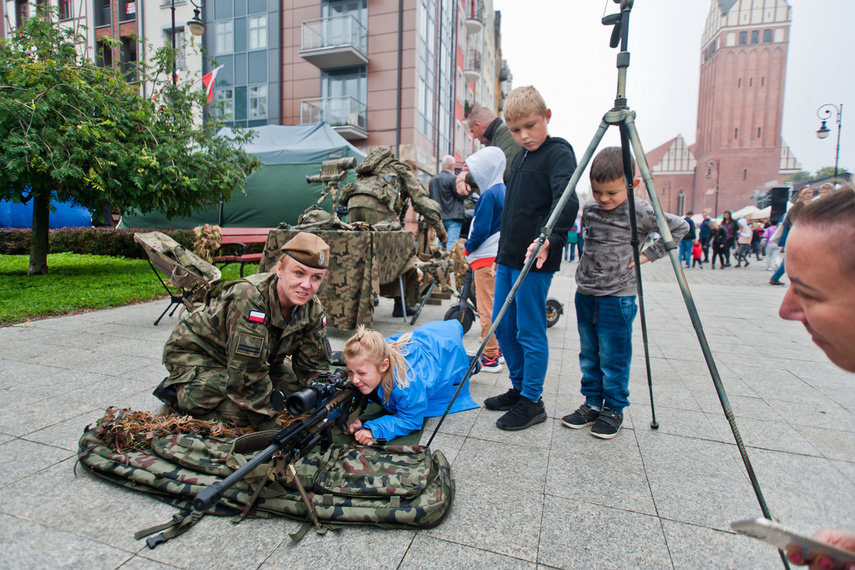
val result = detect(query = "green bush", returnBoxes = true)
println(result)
[0,227,195,258]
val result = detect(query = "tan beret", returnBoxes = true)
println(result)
[280,232,330,269]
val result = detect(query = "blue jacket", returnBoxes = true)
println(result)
[364,320,478,441]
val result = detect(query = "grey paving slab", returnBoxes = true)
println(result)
[259,526,414,569]
[705,413,821,456]
[0,438,75,487]
[538,496,670,569]
[401,535,536,569]
[0,513,134,569]
[660,519,781,569]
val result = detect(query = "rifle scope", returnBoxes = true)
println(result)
[286,368,350,415]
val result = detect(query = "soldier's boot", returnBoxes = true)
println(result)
[392,297,417,317]
[152,377,178,408]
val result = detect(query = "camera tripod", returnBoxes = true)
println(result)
[428,1,788,567]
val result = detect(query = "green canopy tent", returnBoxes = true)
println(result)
[118,123,366,229]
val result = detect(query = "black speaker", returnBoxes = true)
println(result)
[770,187,789,225]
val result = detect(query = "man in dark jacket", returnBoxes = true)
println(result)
[465,106,521,183]
[429,155,467,250]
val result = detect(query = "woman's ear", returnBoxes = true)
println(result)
[379,358,390,374]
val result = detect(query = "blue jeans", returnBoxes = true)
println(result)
[492,264,553,402]
[771,258,785,282]
[679,240,693,267]
[575,293,637,414]
[443,220,462,251]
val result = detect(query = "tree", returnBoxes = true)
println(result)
[0,9,259,274]
[814,166,850,179]
[785,171,812,184]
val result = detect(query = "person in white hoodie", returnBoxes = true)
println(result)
[461,147,506,372]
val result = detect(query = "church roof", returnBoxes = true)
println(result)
[717,0,738,14]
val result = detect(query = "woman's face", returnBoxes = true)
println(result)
[345,353,389,395]
[779,224,855,372]
[724,212,732,221]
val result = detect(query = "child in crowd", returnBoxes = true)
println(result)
[692,239,703,268]
[343,320,478,444]
[462,147,506,373]
[562,147,688,439]
[483,85,579,431]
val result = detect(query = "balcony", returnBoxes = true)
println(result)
[301,96,368,140]
[300,16,369,69]
[465,0,484,35]
[464,49,481,83]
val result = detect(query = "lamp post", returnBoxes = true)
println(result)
[816,103,842,180]
[705,158,720,218]
[171,0,206,86]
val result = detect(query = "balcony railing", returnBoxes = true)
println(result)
[301,96,367,140]
[300,15,369,69]
[464,49,481,82]
[465,0,484,34]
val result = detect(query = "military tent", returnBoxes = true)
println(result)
[118,123,366,229]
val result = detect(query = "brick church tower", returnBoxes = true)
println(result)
[692,0,800,215]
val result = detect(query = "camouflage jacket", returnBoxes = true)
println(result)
[340,149,447,243]
[162,272,332,414]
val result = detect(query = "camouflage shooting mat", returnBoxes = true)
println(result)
[77,418,453,533]
[258,229,417,329]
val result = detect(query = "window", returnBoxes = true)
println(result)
[738,78,741,88]
[96,38,113,68]
[751,30,759,44]
[249,15,267,50]
[59,0,73,19]
[216,21,234,55]
[119,0,136,22]
[16,0,28,27]
[757,127,761,138]
[677,191,686,216]
[249,85,267,119]
[416,0,437,138]
[166,29,186,68]
[763,29,772,43]
[734,128,738,139]
[214,88,234,119]
[743,169,748,181]
[739,31,747,45]
[749,77,753,87]
[120,36,138,81]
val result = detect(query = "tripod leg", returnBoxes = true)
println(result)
[623,116,782,530]
[618,124,658,430]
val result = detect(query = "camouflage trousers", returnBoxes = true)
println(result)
[164,361,301,430]
[346,194,398,225]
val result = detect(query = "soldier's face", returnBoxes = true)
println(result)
[346,353,389,395]
[276,256,326,310]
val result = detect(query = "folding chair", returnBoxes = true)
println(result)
[134,232,222,326]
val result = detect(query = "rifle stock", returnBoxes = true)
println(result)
[193,384,360,512]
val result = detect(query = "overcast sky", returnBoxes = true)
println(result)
[493,0,853,190]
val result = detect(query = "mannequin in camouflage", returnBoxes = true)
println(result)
[154,233,333,430]
[340,147,448,247]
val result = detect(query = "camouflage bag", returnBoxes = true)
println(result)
[77,426,454,543]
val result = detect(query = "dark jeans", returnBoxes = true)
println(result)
[575,293,637,414]
[700,237,710,262]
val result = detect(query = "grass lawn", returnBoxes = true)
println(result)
[0,253,248,325]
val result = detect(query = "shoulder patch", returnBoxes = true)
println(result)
[248,310,266,324]
[235,333,264,359]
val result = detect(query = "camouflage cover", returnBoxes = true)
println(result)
[77,428,454,530]
[258,229,417,329]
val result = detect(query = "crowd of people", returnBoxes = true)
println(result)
[147,82,854,565]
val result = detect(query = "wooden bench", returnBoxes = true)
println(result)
[212,227,275,277]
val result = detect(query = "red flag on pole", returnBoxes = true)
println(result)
[201,65,224,104]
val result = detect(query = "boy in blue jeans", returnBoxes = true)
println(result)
[483,86,578,430]
[562,147,688,438]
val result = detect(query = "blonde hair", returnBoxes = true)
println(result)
[503,86,548,123]
[344,326,411,403]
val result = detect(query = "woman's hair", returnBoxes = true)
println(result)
[344,326,411,403]
[793,184,855,273]
[723,210,733,221]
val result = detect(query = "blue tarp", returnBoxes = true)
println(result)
[0,199,92,229]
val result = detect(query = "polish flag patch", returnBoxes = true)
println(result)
[322,316,327,327]
[248,310,266,323]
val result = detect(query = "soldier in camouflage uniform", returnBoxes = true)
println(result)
[339,147,449,247]
[339,147,448,316]
[154,233,333,430]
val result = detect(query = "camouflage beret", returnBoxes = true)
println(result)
[280,232,330,269]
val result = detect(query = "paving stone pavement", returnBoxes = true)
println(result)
[1,255,853,569]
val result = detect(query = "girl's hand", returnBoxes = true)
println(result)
[354,428,375,445]
[344,418,363,435]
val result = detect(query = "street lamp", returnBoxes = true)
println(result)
[705,158,720,218]
[816,103,842,180]
[171,0,206,86]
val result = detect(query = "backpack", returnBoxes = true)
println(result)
[77,425,454,544]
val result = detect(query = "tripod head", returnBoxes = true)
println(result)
[601,0,635,111]
[602,0,633,49]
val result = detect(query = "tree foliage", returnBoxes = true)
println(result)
[0,9,260,274]
[785,167,851,184]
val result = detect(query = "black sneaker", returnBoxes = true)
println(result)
[496,397,547,431]
[590,407,623,439]
[561,403,600,429]
[484,388,520,411]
